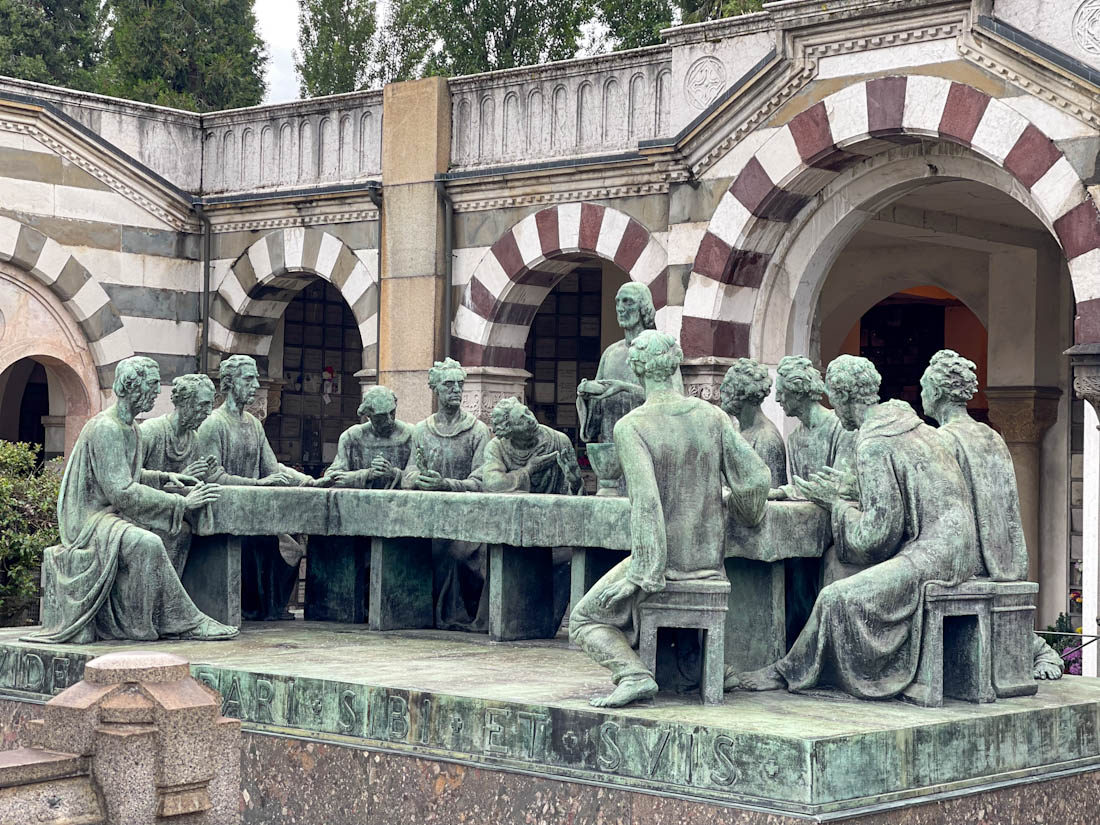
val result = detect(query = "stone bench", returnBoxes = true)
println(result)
[902,579,1037,708]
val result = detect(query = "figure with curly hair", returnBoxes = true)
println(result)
[197,354,313,621]
[401,358,492,630]
[736,355,977,699]
[772,355,856,644]
[719,358,787,487]
[139,373,220,575]
[32,356,236,643]
[572,331,770,708]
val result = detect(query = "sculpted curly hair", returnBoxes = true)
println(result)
[627,329,682,380]
[721,358,772,406]
[825,355,881,405]
[428,357,467,390]
[113,356,160,399]
[170,374,215,407]
[776,355,826,400]
[923,349,978,403]
[358,385,398,418]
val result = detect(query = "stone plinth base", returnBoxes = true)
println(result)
[0,624,1098,824]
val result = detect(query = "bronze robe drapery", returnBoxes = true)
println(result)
[402,411,492,630]
[938,418,1027,582]
[776,401,978,699]
[325,420,414,489]
[139,414,204,575]
[197,405,311,620]
[31,411,209,643]
[571,395,770,684]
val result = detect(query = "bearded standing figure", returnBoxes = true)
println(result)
[31,356,236,643]
[140,373,219,576]
[737,355,977,699]
[576,282,658,445]
[197,355,312,621]
[571,331,770,708]
[401,358,491,630]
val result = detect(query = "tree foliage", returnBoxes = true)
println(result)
[296,0,377,98]
[0,441,61,625]
[381,0,594,82]
[595,0,674,51]
[0,0,103,90]
[97,0,267,112]
[679,0,763,25]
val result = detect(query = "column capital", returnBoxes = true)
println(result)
[461,366,532,423]
[984,386,1062,444]
[681,356,738,404]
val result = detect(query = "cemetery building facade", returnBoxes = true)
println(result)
[1,0,1099,663]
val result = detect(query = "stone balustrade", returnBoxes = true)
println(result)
[448,46,674,169]
[201,92,384,195]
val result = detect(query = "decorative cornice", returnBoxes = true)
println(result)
[803,20,962,57]
[959,31,1100,130]
[210,209,379,234]
[689,64,816,179]
[0,113,197,232]
[451,182,672,214]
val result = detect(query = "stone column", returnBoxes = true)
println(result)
[985,387,1062,602]
[378,77,451,424]
[1071,365,1100,677]
[40,414,65,460]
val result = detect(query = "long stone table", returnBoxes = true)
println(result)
[186,488,830,669]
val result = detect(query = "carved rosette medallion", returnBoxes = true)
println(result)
[685,57,727,110]
[1075,0,1100,54]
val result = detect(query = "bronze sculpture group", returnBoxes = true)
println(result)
[31,279,1062,711]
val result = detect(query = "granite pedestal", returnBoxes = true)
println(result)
[0,623,1095,824]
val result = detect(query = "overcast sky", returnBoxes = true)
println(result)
[256,0,301,104]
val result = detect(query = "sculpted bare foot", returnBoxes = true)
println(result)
[590,676,658,708]
[737,664,785,691]
[723,666,740,692]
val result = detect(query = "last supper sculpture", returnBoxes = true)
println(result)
[32,333,1054,712]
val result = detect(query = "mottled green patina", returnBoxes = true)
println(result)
[0,625,1096,818]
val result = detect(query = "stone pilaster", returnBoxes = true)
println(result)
[378,76,451,424]
[985,386,1062,606]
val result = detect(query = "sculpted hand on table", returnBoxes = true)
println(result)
[183,482,221,511]
[792,474,840,509]
[258,470,299,487]
[415,468,447,491]
[181,455,217,481]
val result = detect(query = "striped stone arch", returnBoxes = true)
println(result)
[683,75,1100,358]
[452,203,668,368]
[211,227,378,371]
[0,214,133,387]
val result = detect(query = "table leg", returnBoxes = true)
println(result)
[569,548,626,614]
[183,534,241,627]
[489,544,556,641]
[305,536,369,623]
[368,537,433,630]
[723,558,785,673]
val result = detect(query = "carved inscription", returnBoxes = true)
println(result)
[0,648,84,695]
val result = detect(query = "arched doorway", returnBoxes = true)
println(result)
[262,278,367,476]
[0,264,100,457]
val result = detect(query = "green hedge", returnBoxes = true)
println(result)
[0,441,61,625]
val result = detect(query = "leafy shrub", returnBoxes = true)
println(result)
[0,441,62,625]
